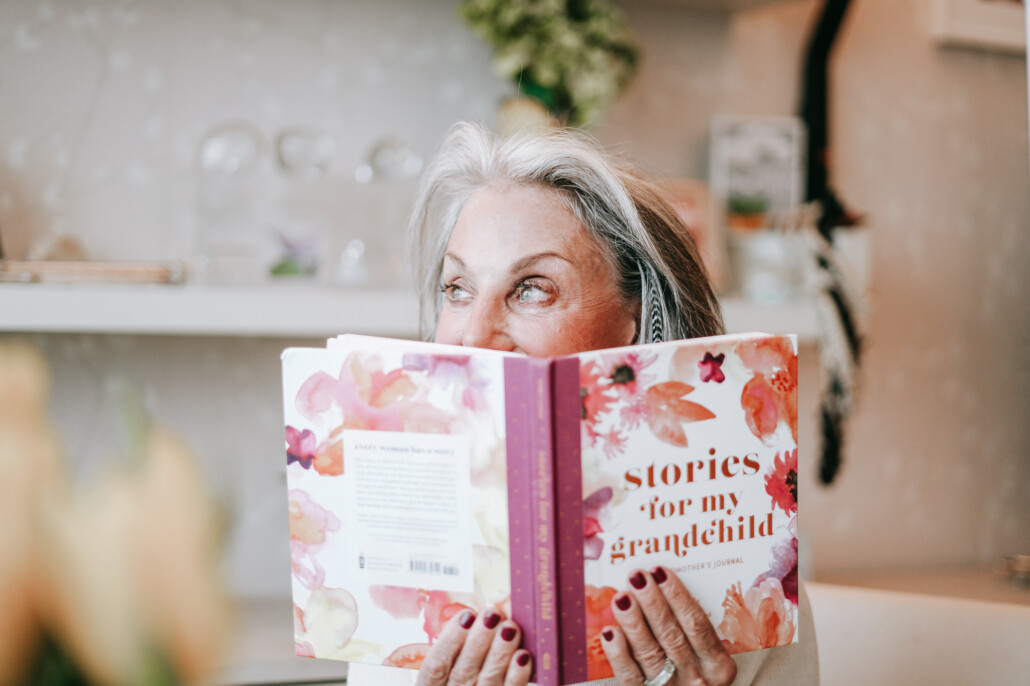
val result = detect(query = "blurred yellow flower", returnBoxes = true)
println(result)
[0,339,231,686]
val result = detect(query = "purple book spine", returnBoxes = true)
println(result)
[552,356,587,684]
[504,357,561,686]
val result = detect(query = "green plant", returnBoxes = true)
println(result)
[727,192,770,216]
[460,0,639,128]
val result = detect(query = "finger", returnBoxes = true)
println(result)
[610,590,668,681]
[502,649,533,686]
[626,569,696,671]
[416,609,477,686]
[598,625,646,686]
[477,620,522,685]
[651,565,736,682]
[447,607,504,685]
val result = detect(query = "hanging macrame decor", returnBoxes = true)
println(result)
[799,0,864,485]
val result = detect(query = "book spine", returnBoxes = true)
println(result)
[504,357,560,686]
[552,356,588,685]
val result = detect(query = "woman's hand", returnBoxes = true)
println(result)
[600,567,737,686]
[416,608,533,686]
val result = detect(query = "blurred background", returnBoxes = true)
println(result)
[1,0,1028,684]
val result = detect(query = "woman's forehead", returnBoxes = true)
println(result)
[448,184,598,258]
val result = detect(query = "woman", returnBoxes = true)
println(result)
[349,122,817,686]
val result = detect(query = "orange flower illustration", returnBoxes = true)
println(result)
[718,579,796,654]
[736,338,798,444]
[384,642,431,668]
[765,448,798,515]
[645,381,716,447]
[584,585,619,680]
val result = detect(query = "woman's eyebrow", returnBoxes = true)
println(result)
[509,251,571,273]
[442,252,466,269]
[443,250,572,275]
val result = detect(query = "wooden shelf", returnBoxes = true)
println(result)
[0,282,821,342]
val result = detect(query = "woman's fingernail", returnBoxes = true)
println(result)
[602,629,615,642]
[459,610,476,629]
[501,626,517,642]
[483,610,501,629]
[651,566,668,584]
[516,651,531,667]
[629,571,646,589]
[615,594,631,611]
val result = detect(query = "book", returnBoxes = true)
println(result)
[282,332,800,685]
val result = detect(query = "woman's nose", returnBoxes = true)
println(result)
[461,298,515,351]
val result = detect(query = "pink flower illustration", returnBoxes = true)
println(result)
[369,585,426,619]
[756,533,799,604]
[600,351,657,399]
[718,579,796,654]
[293,603,316,657]
[600,427,628,459]
[581,361,617,427]
[402,353,492,414]
[294,355,423,437]
[419,591,474,644]
[402,352,472,382]
[698,351,726,383]
[288,489,341,589]
[618,393,650,430]
[583,487,613,560]
[765,448,798,515]
[286,425,317,468]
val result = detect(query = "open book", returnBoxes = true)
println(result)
[282,332,799,685]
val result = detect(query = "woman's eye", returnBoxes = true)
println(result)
[442,283,472,302]
[515,282,552,304]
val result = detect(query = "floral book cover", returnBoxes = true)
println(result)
[281,332,799,685]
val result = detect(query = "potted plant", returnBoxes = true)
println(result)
[726,192,770,232]
[460,0,640,130]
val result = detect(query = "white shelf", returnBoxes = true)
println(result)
[0,282,421,339]
[0,282,820,342]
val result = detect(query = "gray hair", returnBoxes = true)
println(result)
[408,121,724,344]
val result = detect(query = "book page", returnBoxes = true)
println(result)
[575,334,800,679]
[342,429,474,593]
[282,346,511,668]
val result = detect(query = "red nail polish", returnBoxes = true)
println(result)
[651,566,668,584]
[516,652,531,667]
[602,629,614,642]
[459,611,476,629]
[483,610,501,629]
[615,594,631,611]
[501,626,517,642]
[629,571,646,589]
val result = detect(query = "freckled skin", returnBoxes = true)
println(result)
[435,184,638,356]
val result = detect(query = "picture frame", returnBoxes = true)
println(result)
[708,114,807,228]
[932,0,1026,54]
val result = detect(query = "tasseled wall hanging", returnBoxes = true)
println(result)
[799,0,863,485]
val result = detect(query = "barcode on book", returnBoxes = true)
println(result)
[409,559,460,576]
